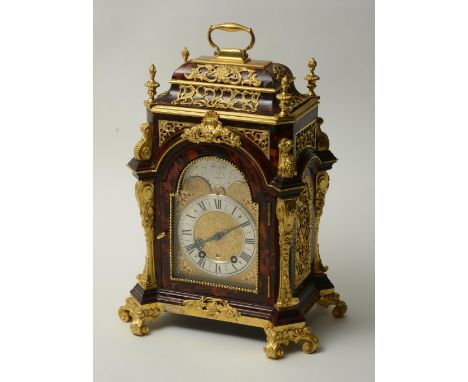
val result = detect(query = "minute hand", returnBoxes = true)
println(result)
[202,224,242,245]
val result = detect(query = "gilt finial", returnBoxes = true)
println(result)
[181,47,190,63]
[305,58,320,99]
[144,64,160,107]
[276,75,293,117]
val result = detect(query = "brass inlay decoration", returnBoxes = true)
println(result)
[295,117,329,155]
[294,176,313,287]
[158,120,188,146]
[183,297,241,320]
[275,198,299,310]
[304,58,320,98]
[144,64,160,108]
[158,119,269,158]
[184,64,262,87]
[277,76,293,117]
[318,290,348,318]
[313,171,329,273]
[118,296,161,336]
[264,323,319,359]
[278,138,297,178]
[171,84,261,113]
[181,47,190,63]
[181,111,241,147]
[135,180,157,289]
[134,122,152,160]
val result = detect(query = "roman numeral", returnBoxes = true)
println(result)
[186,214,196,219]
[215,263,221,274]
[231,263,238,271]
[240,221,250,228]
[239,251,252,262]
[197,201,207,211]
[182,229,192,236]
[185,243,196,253]
[231,206,238,215]
[197,257,206,267]
[214,199,222,209]
[245,238,255,245]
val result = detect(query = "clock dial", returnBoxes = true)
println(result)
[178,194,256,277]
[172,156,259,292]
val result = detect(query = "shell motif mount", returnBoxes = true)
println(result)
[181,111,241,147]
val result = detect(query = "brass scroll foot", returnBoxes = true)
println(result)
[318,291,348,318]
[118,296,161,336]
[263,323,319,359]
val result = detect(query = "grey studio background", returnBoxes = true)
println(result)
[94,0,374,381]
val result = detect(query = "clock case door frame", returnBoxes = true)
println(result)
[153,125,277,308]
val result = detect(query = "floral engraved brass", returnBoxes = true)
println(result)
[134,122,152,160]
[172,84,261,113]
[275,198,300,310]
[135,180,157,288]
[264,324,319,359]
[181,111,241,147]
[184,64,262,87]
[294,176,313,287]
[183,297,241,320]
[295,117,329,155]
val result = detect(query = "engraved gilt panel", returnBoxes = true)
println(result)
[294,176,314,287]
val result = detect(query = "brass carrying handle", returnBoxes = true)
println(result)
[207,23,255,61]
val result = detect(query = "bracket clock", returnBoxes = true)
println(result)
[118,23,347,359]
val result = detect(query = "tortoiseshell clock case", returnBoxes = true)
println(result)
[118,23,347,359]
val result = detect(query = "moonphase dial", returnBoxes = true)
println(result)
[178,194,257,277]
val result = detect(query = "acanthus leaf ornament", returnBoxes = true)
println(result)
[313,171,330,273]
[181,110,241,147]
[183,297,241,320]
[135,180,157,288]
[264,324,319,359]
[318,290,348,318]
[278,138,297,178]
[294,177,313,287]
[134,122,152,160]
